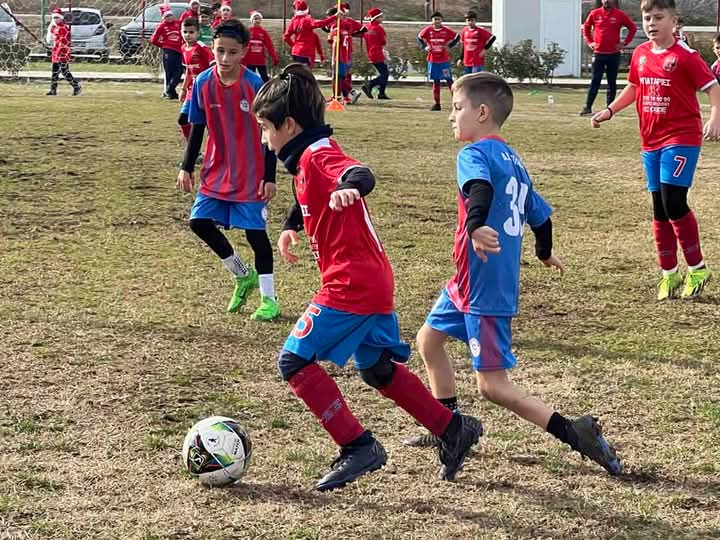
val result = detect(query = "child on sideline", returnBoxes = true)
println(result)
[179,17,214,143]
[252,64,483,491]
[198,12,214,45]
[712,33,720,82]
[404,72,622,477]
[177,20,280,320]
[360,7,391,100]
[150,6,183,99]
[46,8,81,96]
[326,3,364,104]
[457,10,495,74]
[241,10,279,82]
[283,0,334,66]
[592,0,720,300]
[417,11,459,111]
[180,0,201,23]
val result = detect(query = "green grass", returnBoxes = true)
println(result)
[1,81,720,539]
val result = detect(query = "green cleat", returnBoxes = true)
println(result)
[657,271,683,301]
[227,268,258,313]
[251,296,280,321]
[681,267,711,299]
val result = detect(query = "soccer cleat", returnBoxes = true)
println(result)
[681,267,711,299]
[361,83,373,99]
[569,415,622,476]
[72,86,82,96]
[46,89,57,96]
[437,414,483,481]
[377,94,391,100]
[579,107,592,116]
[430,103,442,111]
[250,296,280,321]
[315,437,387,491]
[350,89,362,104]
[657,271,683,301]
[401,432,439,448]
[227,268,259,313]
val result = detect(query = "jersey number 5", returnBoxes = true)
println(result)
[292,305,322,339]
[503,176,529,237]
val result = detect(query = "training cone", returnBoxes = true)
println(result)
[326,98,345,112]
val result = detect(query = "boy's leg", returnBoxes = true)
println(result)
[60,63,79,89]
[245,228,280,320]
[257,65,269,83]
[377,62,390,97]
[169,51,183,98]
[48,62,60,94]
[162,50,171,97]
[431,81,441,110]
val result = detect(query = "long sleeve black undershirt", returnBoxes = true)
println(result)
[530,218,553,261]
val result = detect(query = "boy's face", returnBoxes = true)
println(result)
[258,117,294,153]
[213,36,246,78]
[714,41,720,59]
[449,89,490,142]
[199,14,209,25]
[251,17,262,26]
[220,9,232,20]
[642,8,677,43]
[182,26,199,44]
[466,17,477,28]
[432,16,442,28]
[601,0,612,9]
[163,13,175,23]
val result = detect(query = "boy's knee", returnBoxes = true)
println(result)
[475,373,507,404]
[358,350,396,389]
[277,349,310,381]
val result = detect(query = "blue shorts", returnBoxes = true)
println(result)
[428,62,452,82]
[189,192,267,230]
[283,303,411,370]
[292,55,311,65]
[463,65,485,74]
[642,145,701,192]
[180,98,191,115]
[425,289,516,372]
[338,62,352,78]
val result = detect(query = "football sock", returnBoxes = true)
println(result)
[432,82,441,105]
[652,219,678,272]
[258,274,276,301]
[546,412,578,449]
[670,211,704,268]
[439,396,459,412]
[378,363,453,437]
[288,363,366,446]
[222,253,249,278]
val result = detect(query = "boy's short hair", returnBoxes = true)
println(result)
[714,33,720,43]
[252,63,325,130]
[465,11,477,20]
[640,0,676,12]
[431,11,443,20]
[182,17,199,30]
[454,72,514,127]
[212,19,250,44]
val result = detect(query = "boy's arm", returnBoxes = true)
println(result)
[150,25,162,47]
[704,83,720,140]
[264,30,279,65]
[282,21,295,47]
[464,180,494,234]
[181,124,205,173]
[591,83,636,126]
[448,33,460,49]
[530,218,553,261]
[336,166,375,195]
[282,183,304,232]
[263,145,277,183]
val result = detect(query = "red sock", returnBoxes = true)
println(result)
[288,363,366,446]
[180,123,191,143]
[378,363,453,437]
[432,82,440,104]
[671,211,704,267]
[652,219,678,271]
[341,77,352,98]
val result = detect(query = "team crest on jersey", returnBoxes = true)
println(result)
[663,55,678,73]
[240,99,250,112]
[639,55,646,65]
[297,175,306,194]
[469,338,481,358]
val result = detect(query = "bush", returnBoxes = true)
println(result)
[487,39,566,84]
[0,42,30,77]
[140,43,162,79]
[387,55,409,81]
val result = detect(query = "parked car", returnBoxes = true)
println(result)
[0,3,18,43]
[46,8,113,58]
[118,2,210,59]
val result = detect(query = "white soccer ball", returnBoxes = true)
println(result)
[181,416,252,486]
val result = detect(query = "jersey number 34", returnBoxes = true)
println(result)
[503,176,529,237]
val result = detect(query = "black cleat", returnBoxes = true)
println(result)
[430,103,442,111]
[72,86,82,96]
[438,414,483,481]
[570,416,622,476]
[377,94,391,100]
[402,432,439,448]
[46,89,57,96]
[579,107,593,116]
[315,436,387,492]
[361,83,373,99]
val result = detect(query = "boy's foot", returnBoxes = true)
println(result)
[251,296,280,321]
[401,432,439,448]
[350,89,362,104]
[72,86,82,96]
[361,83,373,99]
[438,414,483,481]
[377,94,391,100]
[657,270,683,301]
[681,267,711,299]
[46,89,57,96]
[579,107,592,116]
[315,437,387,492]
[430,103,442,111]
[227,268,259,313]
[569,416,622,476]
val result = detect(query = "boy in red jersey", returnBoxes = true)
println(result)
[241,10,278,82]
[151,6,184,100]
[211,0,234,28]
[179,17,214,142]
[593,0,720,299]
[457,10,495,74]
[326,3,364,104]
[177,21,280,320]
[360,7,391,100]
[418,11,459,111]
[180,0,201,23]
[283,0,334,66]
[712,34,720,82]
[46,9,81,96]
[311,31,324,67]
[252,64,483,491]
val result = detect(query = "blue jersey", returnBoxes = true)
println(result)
[445,136,552,317]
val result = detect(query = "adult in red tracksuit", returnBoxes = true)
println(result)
[47,9,81,96]
[580,0,636,115]
[283,0,334,66]
[151,6,184,99]
[242,10,279,82]
[361,7,389,100]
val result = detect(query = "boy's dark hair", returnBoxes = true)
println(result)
[454,72,514,126]
[714,33,720,43]
[252,63,325,129]
[640,0,676,11]
[465,10,477,20]
[212,19,249,43]
[431,11,443,19]
[182,17,199,30]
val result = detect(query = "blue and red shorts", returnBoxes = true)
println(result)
[190,193,267,230]
[428,61,452,82]
[642,145,701,192]
[463,65,485,74]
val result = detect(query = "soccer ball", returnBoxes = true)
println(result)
[181,416,252,486]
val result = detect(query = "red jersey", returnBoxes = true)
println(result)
[628,40,718,151]
[50,21,71,63]
[295,137,394,315]
[362,20,386,63]
[181,41,214,100]
[150,20,183,52]
[418,25,458,64]
[461,26,493,67]
[583,7,636,55]
[189,67,266,202]
[283,14,333,59]
[312,32,324,66]
[242,26,279,67]
[179,8,200,23]
[328,18,362,64]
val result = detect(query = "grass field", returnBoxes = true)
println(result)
[1,81,720,540]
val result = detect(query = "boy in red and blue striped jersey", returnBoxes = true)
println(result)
[177,20,280,321]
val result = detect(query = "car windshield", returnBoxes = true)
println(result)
[136,5,185,23]
[70,10,101,25]
[0,9,12,23]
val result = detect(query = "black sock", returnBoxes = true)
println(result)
[346,430,374,448]
[546,412,578,449]
[439,396,459,412]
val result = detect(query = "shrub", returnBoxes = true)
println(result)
[0,43,30,77]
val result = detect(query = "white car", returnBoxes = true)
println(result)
[0,3,18,43]
[46,8,112,58]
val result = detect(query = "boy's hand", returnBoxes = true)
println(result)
[591,108,612,128]
[703,117,720,141]
[456,59,463,67]
[176,170,194,193]
[259,181,277,201]
[278,230,300,264]
[470,226,501,262]
[179,89,187,102]
[329,188,360,211]
[541,254,565,274]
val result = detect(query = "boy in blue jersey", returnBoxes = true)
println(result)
[405,72,623,476]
